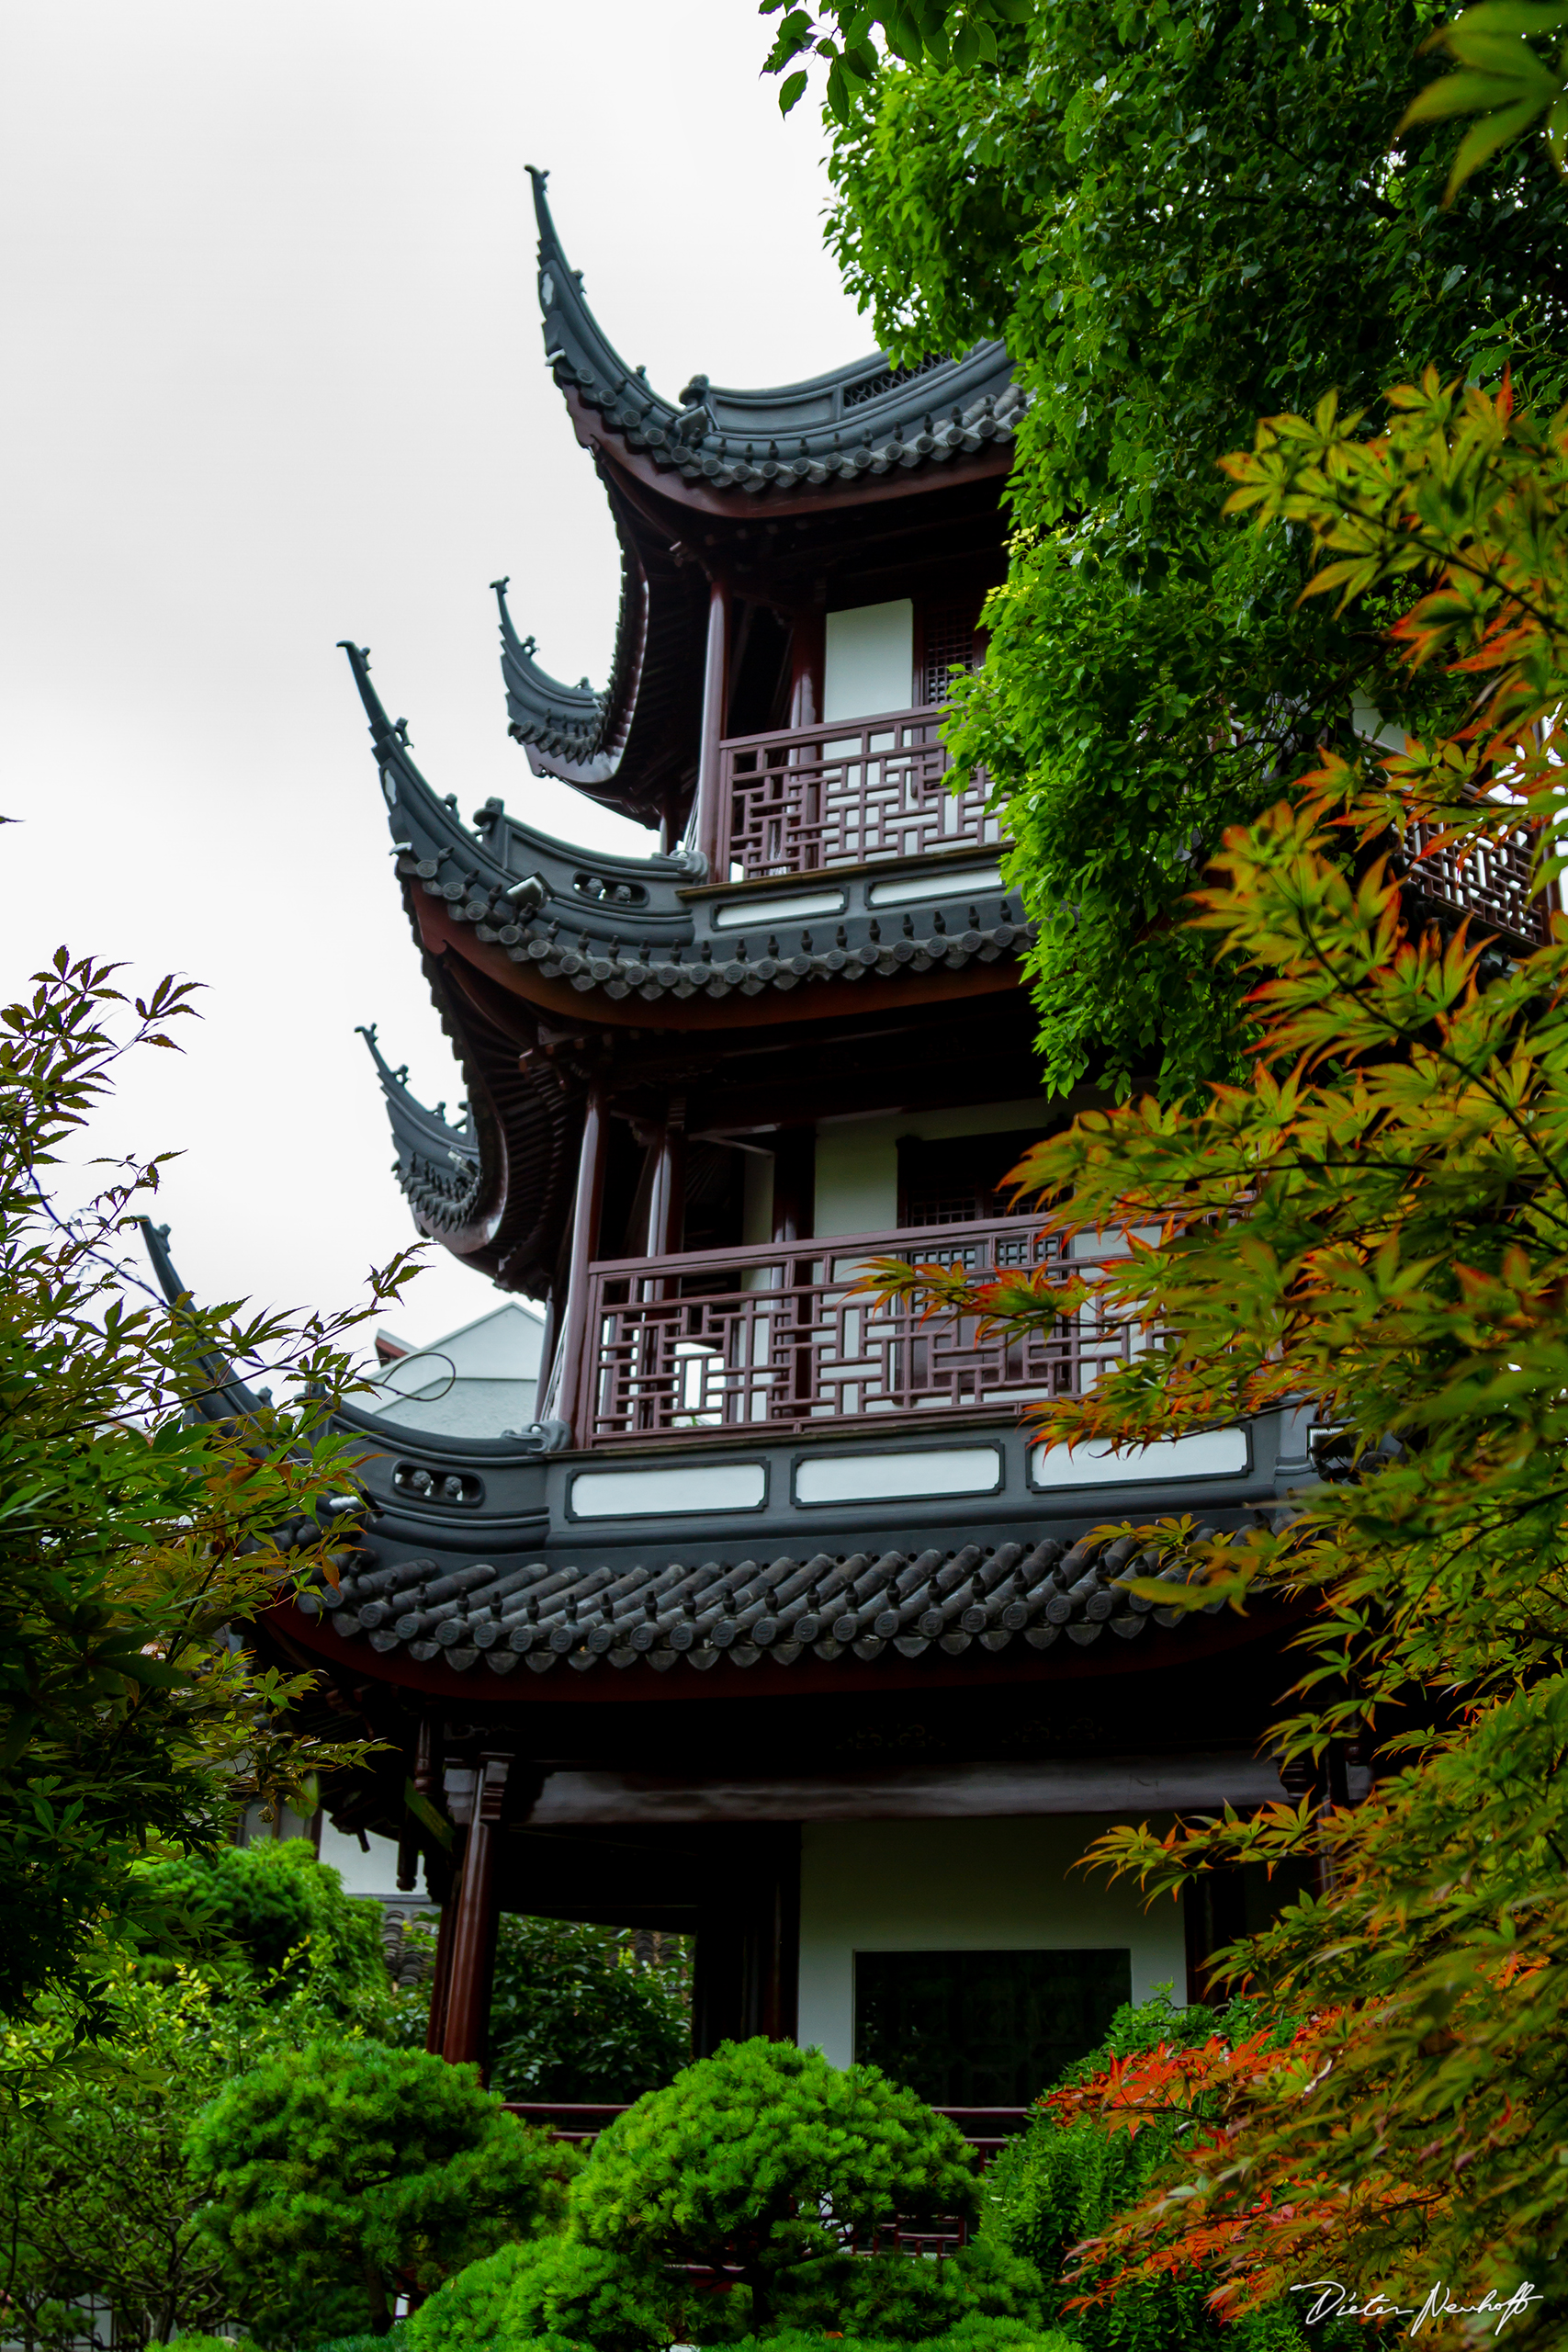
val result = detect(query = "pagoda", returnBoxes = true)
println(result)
[205,171,1428,2116]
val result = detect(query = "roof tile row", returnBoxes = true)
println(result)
[299,1528,1231,1678]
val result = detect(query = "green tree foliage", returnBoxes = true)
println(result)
[866,369,1568,2310]
[570,2038,983,2332]
[487,1920,691,2102]
[0,1931,409,2352]
[186,2040,570,2339]
[0,1971,235,2351]
[138,1840,391,2018]
[0,951,412,2037]
[767,0,1568,1098]
[1404,0,1568,199]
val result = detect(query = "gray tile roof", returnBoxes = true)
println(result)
[298,1525,1235,1679]
[344,640,1031,1012]
[529,167,1024,505]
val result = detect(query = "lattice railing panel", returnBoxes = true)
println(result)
[1404,809,1550,949]
[723,708,1000,880]
[581,1220,1151,1445]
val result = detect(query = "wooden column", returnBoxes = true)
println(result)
[554,1080,609,1447]
[788,608,824,731]
[424,1898,457,2055]
[646,1096,687,1259]
[693,1828,800,2054]
[398,1714,435,1895]
[771,1128,815,1246]
[694,573,732,878]
[773,1131,815,1409]
[442,1753,510,2075]
[533,1290,558,1415]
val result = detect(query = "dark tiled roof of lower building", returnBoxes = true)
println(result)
[298,1527,1237,1679]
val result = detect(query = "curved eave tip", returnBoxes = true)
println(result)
[356,1022,414,1099]
[526,163,556,239]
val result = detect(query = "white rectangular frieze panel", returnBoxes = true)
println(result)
[866,863,1004,909]
[570,1462,767,1518]
[713,888,847,930]
[795,1444,1001,1505]
[1032,1430,1248,1487]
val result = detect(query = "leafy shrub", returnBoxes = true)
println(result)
[571,2037,985,2333]
[488,1920,691,2101]
[407,2235,677,2352]
[733,2331,1082,2352]
[164,2336,266,2352]
[187,2039,571,2335]
[306,2333,412,2352]
[140,1840,389,2015]
[830,2237,1045,2341]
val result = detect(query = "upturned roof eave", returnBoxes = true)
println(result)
[495,169,1021,826]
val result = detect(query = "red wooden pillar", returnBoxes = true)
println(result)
[694,573,732,878]
[554,1080,609,1447]
[442,1753,511,2075]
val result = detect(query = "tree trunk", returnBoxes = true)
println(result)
[363,2253,392,2336]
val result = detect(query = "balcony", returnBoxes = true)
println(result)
[573,1216,1138,1449]
[722,707,999,882]
[718,711,1552,947]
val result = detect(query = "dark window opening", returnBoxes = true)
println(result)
[897,1129,1043,1228]
[854,1947,1132,2106]
[727,602,795,741]
[681,1141,746,1260]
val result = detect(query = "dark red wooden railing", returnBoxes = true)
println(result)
[575,1218,1137,1448]
[722,707,999,880]
[720,707,1552,939]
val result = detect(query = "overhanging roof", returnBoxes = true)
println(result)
[529,166,1021,501]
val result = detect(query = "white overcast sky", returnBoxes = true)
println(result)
[1,0,868,1352]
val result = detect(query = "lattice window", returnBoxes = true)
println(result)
[920,604,983,708]
[841,355,946,411]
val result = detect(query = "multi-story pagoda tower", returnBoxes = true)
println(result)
[224,171,1516,2116]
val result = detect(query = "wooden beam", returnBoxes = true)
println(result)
[526,1756,1290,1825]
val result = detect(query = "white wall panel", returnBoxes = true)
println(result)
[795,1815,1187,2066]
[823,599,914,721]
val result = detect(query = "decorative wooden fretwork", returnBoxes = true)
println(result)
[1403,808,1551,952]
[724,707,999,880]
[579,1217,1149,1445]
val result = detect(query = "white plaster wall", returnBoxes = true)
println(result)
[823,599,914,722]
[813,1099,1051,1239]
[796,1815,1187,2066]
[317,1816,407,1898]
